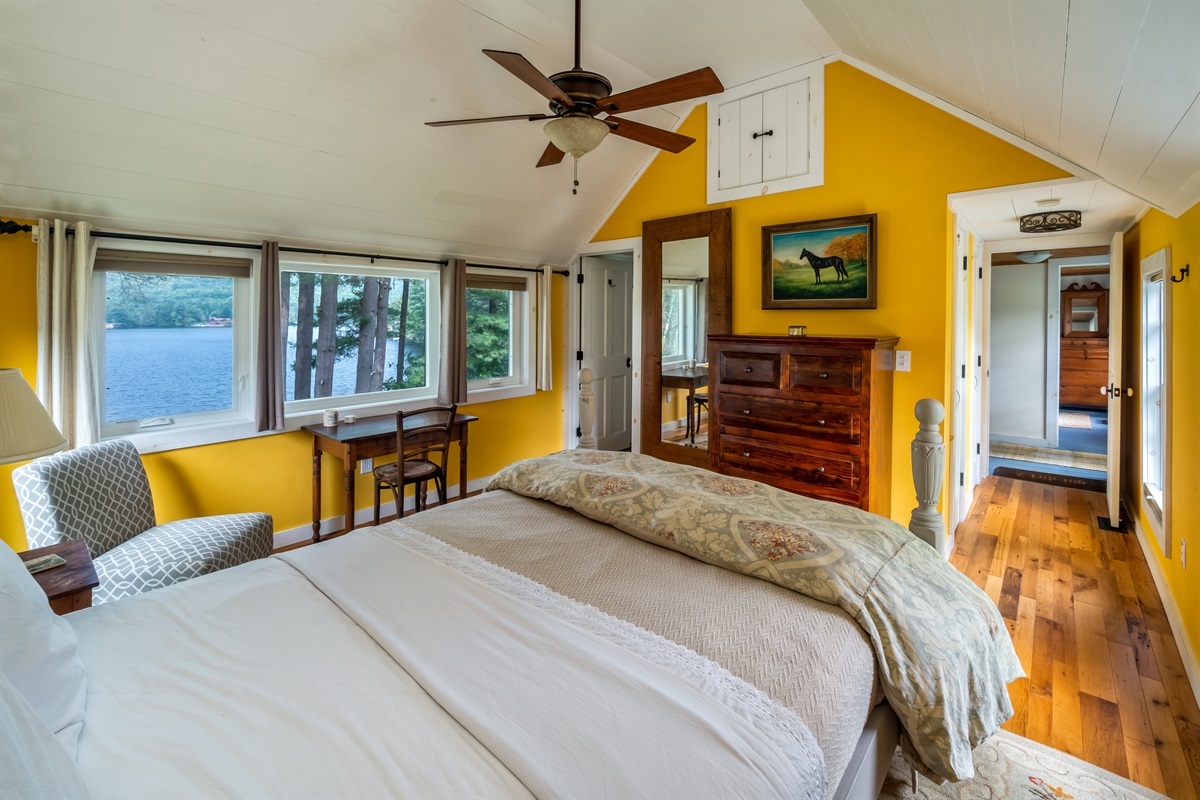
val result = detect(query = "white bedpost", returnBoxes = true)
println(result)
[909,398,946,553]
[578,368,596,449]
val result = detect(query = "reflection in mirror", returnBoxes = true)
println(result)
[1068,296,1099,332]
[640,208,732,470]
[660,238,709,449]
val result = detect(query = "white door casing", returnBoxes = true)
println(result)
[950,226,970,529]
[971,237,986,487]
[580,255,634,451]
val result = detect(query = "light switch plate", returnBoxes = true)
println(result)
[896,350,912,372]
[360,458,373,474]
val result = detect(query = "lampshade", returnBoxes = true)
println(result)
[1015,251,1052,263]
[0,369,67,465]
[543,115,609,159]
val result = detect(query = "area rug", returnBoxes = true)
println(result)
[990,441,1107,470]
[879,730,1170,799]
[1059,411,1093,430]
[993,466,1106,493]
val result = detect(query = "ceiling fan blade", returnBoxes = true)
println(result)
[426,113,554,127]
[600,67,724,114]
[606,117,696,153]
[484,50,575,107]
[536,141,566,168]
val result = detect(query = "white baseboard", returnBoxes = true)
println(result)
[1130,514,1200,708]
[272,473,496,550]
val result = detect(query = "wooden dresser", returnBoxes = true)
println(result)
[709,334,898,514]
[1059,337,1108,409]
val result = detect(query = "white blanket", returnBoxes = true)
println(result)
[278,526,825,799]
[71,524,824,798]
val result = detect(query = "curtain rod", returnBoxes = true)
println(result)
[42,226,569,275]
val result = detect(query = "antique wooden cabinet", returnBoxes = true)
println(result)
[709,334,898,514]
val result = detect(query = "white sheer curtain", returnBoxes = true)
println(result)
[535,265,554,391]
[35,219,99,448]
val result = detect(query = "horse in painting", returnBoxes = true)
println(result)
[800,248,849,283]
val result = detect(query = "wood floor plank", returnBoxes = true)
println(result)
[1080,692,1130,778]
[954,476,1200,798]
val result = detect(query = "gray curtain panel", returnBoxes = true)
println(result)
[256,240,285,431]
[439,257,468,405]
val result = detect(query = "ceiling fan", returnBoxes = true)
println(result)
[427,0,724,187]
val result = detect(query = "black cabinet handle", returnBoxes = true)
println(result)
[752,130,774,139]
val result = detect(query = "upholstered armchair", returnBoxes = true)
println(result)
[13,439,273,604]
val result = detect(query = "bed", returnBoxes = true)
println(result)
[0,449,1021,800]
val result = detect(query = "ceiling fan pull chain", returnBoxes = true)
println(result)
[573,158,580,195]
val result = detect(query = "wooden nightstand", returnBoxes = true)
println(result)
[19,539,100,615]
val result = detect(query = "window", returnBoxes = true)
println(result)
[466,270,534,399]
[94,248,253,438]
[1140,249,1170,552]
[280,265,439,413]
[661,282,695,364]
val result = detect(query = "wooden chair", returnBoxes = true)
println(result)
[688,392,709,444]
[372,404,458,524]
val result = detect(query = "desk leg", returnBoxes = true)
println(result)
[458,425,469,502]
[343,450,357,534]
[311,441,323,543]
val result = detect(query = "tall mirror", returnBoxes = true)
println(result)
[641,209,732,468]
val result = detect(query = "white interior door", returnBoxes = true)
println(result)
[971,238,986,485]
[581,255,633,451]
[1106,231,1124,523]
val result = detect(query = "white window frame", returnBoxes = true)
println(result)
[92,242,259,454]
[661,282,695,365]
[465,267,535,403]
[1140,248,1171,555]
[280,257,442,423]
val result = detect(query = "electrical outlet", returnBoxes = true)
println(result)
[666,390,673,402]
[895,350,912,372]
[360,458,373,474]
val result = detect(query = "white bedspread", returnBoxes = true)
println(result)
[70,524,824,798]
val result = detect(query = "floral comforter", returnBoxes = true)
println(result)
[486,451,1023,782]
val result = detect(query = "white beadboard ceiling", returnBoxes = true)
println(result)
[0,1,1195,266]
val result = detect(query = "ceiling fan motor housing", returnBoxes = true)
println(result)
[549,70,612,115]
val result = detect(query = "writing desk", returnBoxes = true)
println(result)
[302,411,478,542]
[661,366,709,440]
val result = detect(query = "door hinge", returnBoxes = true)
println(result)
[962,256,968,271]
[577,272,584,285]
[977,356,982,367]
[978,267,983,279]
[575,426,582,437]
[576,350,584,361]
[960,472,965,487]
[961,365,966,378]
[976,443,981,455]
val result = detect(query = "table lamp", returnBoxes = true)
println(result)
[0,368,67,465]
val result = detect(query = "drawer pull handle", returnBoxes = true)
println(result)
[744,367,753,373]
[742,409,751,415]
[817,419,825,426]
[743,451,750,458]
[819,372,829,379]
[817,466,825,473]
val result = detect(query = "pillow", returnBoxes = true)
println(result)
[0,541,88,758]
[0,670,90,799]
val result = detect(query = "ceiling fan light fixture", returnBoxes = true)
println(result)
[1019,209,1082,233]
[543,115,609,160]
[1015,251,1052,263]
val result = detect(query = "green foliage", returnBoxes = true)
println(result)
[105,274,233,328]
[466,288,512,381]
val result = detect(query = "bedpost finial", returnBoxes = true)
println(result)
[914,398,944,426]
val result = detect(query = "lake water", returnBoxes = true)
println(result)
[105,327,419,422]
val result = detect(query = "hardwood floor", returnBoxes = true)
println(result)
[952,476,1200,798]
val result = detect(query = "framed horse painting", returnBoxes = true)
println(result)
[761,214,877,309]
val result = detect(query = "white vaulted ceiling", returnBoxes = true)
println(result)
[1,1,1196,266]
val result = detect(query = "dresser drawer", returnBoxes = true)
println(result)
[720,435,859,494]
[785,355,861,395]
[718,393,860,445]
[717,351,781,388]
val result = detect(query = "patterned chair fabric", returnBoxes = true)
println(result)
[13,439,274,604]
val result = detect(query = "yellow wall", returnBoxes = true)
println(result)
[0,225,567,550]
[595,61,1068,523]
[1122,202,1199,659]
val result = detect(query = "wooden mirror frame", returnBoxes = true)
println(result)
[1060,282,1108,338]
[640,208,732,468]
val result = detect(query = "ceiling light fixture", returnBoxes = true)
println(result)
[543,115,610,195]
[1019,197,1081,233]
[1015,251,1052,263]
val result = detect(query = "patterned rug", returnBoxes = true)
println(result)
[880,730,1170,800]
[990,441,1106,470]
[1059,412,1093,430]
[993,467,1106,493]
